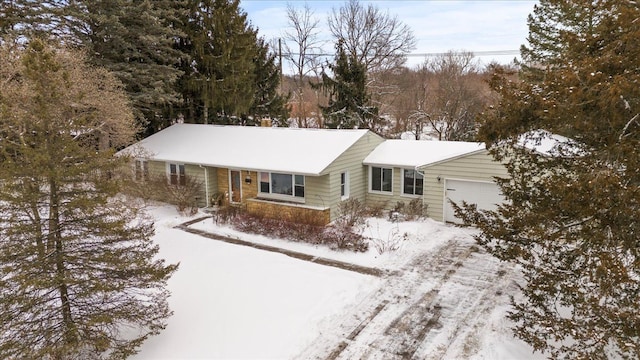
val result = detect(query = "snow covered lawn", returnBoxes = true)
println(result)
[134,204,543,359]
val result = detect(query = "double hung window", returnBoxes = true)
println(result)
[370,166,392,193]
[403,169,424,196]
[340,171,350,199]
[169,163,186,186]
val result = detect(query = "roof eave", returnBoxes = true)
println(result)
[417,148,488,170]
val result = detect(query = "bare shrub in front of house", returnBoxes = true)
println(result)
[388,198,428,221]
[232,207,368,252]
[124,172,202,215]
[364,201,387,218]
[233,212,326,245]
[212,204,242,225]
[324,198,369,252]
[336,198,367,227]
[323,225,369,252]
[367,223,409,255]
[164,175,202,215]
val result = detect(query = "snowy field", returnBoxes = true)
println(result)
[134,204,544,359]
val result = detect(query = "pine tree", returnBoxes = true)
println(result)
[69,0,187,135]
[0,39,177,359]
[316,40,378,129]
[459,0,640,357]
[177,0,257,125]
[0,0,187,136]
[245,37,289,126]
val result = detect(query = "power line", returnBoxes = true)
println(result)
[282,49,520,57]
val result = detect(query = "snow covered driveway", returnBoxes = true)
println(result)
[295,237,522,359]
[134,205,540,359]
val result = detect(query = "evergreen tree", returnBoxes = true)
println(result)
[0,0,187,136]
[0,39,177,359]
[177,0,257,125]
[459,0,640,357]
[316,40,378,129]
[245,37,289,126]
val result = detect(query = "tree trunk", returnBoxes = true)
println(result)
[49,179,76,345]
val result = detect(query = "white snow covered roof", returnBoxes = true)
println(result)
[119,124,372,176]
[363,140,486,168]
[518,129,581,156]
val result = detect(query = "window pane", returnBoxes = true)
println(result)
[294,185,304,198]
[294,175,304,186]
[372,167,382,191]
[415,172,423,195]
[271,173,292,195]
[169,164,177,185]
[403,169,414,195]
[259,172,269,193]
[382,168,392,192]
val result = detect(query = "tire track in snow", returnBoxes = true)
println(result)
[316,238,476,360]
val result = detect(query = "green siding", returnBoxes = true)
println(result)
[320,131,385,220]
[304,174,331,211]
[419,150,508,222]
[146,160,165,178]
[364,166,423,212]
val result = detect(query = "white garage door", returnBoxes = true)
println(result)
[444,179,504,224]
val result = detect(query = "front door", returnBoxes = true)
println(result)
[230,170,242,203]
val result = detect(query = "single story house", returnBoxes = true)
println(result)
[120,123,510,224]
[120,123,385,224]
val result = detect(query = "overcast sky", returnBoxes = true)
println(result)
[240,0,538,71]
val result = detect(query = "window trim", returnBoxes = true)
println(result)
[167,163,186,186]
[340,171,350,200]
[369,166,393,194]
[401,168,424,197]
[258,171,305,203]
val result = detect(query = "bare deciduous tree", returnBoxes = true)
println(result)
[410,51,489,141]
[327,0,416,73]
[283,2,326,127]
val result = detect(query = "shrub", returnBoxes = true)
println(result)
[124,173,202,215]
[213,204,242,225]
[387,199,428,222]
[230,210,368,252]
[405,198,427,220]
[164,175,202,215]
[324,222,369,252]
[367,223,408,255]
[336,198,367,228]
[365,201,387,218]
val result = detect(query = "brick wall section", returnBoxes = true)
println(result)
[216,168,228,202]
[246,199,331,225]
[242,171,258,199]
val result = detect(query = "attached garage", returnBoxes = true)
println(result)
[443,179,504,224]
[418,148,509,223]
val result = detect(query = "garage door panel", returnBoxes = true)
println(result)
[444,179,504,224]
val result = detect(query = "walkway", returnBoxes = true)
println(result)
[175,216,393,278]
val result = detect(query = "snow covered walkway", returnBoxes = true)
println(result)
[176,216,393,277]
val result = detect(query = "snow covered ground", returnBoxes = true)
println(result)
[134,204,545,359]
